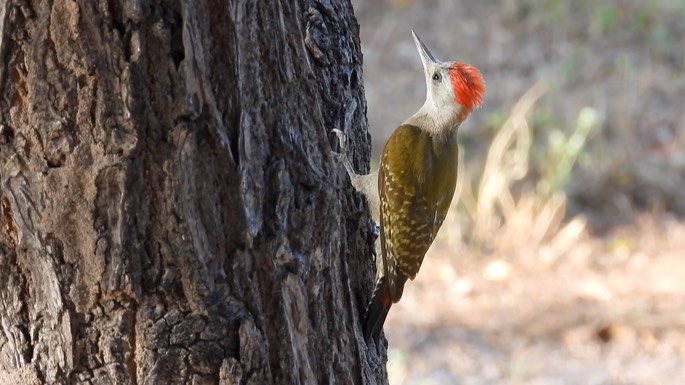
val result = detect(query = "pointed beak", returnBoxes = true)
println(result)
[411,30,438,71]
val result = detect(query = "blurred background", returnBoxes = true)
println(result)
[350,0,685,383]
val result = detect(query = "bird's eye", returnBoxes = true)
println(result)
[432,72,441,81]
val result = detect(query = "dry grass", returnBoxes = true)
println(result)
[385,213,685,384]
[441,80,590,269]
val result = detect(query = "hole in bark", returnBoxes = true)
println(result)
[0,125,14,144]
[350,69,359,89]
[77,75,88,87]
[171,44,185,69]
[169,11,185,69]
[108,1,127,38]
[227,110,240,166]
[112,18,126,39]
[2,197,18,250]
[46,155,65,168]
[17,324,32,363]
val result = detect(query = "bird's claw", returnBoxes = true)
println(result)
[368,219,380,261]
[369,220,380,240]
[331,128,348,152]
[330,128,356,176]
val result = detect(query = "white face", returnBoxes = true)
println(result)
[410,31,463,134]
[423,63,462,122]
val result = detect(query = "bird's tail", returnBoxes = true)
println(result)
[363,276,393,344]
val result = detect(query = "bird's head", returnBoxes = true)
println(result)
[411,30,485,131]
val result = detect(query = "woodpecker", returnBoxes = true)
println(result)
[338,30,485,345]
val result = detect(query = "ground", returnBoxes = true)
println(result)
[351,0,685,383]
[386,214,685,384]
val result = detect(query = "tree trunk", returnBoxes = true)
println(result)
[0,0,386,384]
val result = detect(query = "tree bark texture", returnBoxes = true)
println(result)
[0,0,385,384]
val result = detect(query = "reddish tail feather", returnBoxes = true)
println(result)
[363,276,393,344]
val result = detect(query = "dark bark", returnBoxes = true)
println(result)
[0,0,386,384]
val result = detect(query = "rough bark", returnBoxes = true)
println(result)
[0,0,386,384]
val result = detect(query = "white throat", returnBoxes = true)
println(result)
[404,97,463,137]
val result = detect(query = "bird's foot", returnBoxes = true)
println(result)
[369,219,380,240]
[368,219,380,260]
[331,128,348,151]
[330,128,355,175]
